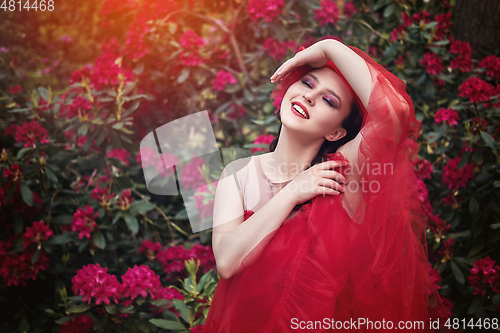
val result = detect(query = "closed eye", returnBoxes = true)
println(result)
[323,98,334,107]
[301,80,312,88]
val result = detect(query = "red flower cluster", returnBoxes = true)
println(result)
[458,77,496,103]
[263,38,297,62]
[437,238,454,262]
[227,104,246,120]
[469,257,500,297]
[433,12,452,41]
[71,205,99,239]
[479,55,500,80]
[3,163,24,182]
[428,215,450,243]
[92,51,135,90]
[14,120,50,148]
[0,237,50,286]
[156,243,215,280]
[441,191,462,208]
[118,189,134,211]
[413,10,431,26]
[434,107,460,126]
[179,156,207,191]
[342,2,357,18]
[92,185,115,209]
[390,25,406,42]
[314,0,340,27]
[246,0,284,23]
[213,70,237,91]
[420,52,443,76]
[442,156,474,190]
[108,148,130,167]
[251,134,275,154]
[449,40,472,73]
[428,263,442,295]
[121,265,178,300]
[23,221,53,249]
[179,30,206,67]
[139,239,162,261]
[414,158,433,180]
[67,96,93,122]
[72,263,121,305]
[59,314,94,333]
[9,85,23,94]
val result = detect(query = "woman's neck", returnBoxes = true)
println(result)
[263,127,324,181]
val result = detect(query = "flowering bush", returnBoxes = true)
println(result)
[0,0,499,331]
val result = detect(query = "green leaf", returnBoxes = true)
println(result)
[31,249,40,264]
[67,303,92,313]
[48,233,73,245]
[78,123,90,136]
[480,131,498,149]
[21,183,34,207]
[173,299,191,323]
[383,3,395,18]
[490,223,500,230]
[53,215,73,225]
[45,167,58,184]
[124,214,139,234]
[112,212,122,225]
[467,297,484,314]
[17,147,33,159]
[55,315,75,324]
[13,215,24,236]
[149,319,187,330]
[129,201,156,215]
[149,299,170,306]
[492,294,500,304]
[177,68,190,84]
[19,319,29,333]
[469,197,479,217]
[450,260,465,285]
[458,149,470,170]
[38,87,50,101]
[473,150,483,164]
[93,232,106,249]
[122,100,140,118]
[104,304,116,315]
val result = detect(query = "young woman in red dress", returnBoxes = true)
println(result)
[204,39,451,332]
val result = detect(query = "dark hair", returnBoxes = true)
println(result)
[269,101,363,168]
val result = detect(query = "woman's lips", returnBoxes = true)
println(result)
[291,102,309,119]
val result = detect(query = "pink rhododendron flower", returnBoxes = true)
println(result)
[139,239,162,261]
[414,159,433,180]
[469,257,500,296]
[420,52,443,76]
[67,96,93,122]
[9,85,22,94]
[449,40,472,73]
[314,0,340,27]
[121,265,174,300]
[434,108,460,126]
[247,0,284,23]
[108,148,130,166]
[91,185,115,209]
[179,30,206,67]
[478,55,500,80]
[428,263,442,295]
[458,77,495,103]
[72,263,120,305]
[70,65,92,85]
[90,51,135,90]
[251,134,275,154]
[438,238,454,262]
[117,189,134,211]
[263,38,297,61]
[428,215,450,243]
[412,10,431,25]
[0,249,50,286]
[442,157,474,190]
[343,2,357,18]
[401,12,412,27]
[213,70,237,91]
[228,104,246,120]
[59,314,94,333]
[179,156,207,191]
[156,243,215,280]
[434,12,452,41]
[14,120,50,148]
[23,221,53,249]
[71,205,99,239]
[441,191,462,208]
[4,163,24,182]
[390,25,406,42]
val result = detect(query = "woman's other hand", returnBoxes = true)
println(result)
[270,40,330,84]
[284,159,348,206]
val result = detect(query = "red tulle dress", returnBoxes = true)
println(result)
[203,46,451,332]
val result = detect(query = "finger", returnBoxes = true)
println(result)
[317,184,342,196]
[318,170,348,185]
[318,179,345,193]
[271,60,294,82]
[317,160,349,170]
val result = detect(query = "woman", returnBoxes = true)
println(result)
[205,39,450,332]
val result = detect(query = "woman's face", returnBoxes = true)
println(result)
[280,66,354,142]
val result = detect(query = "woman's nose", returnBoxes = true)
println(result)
[303,92,315,105]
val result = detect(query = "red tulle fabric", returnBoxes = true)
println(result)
[204,45,451,332]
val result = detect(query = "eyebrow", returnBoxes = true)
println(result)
[306,73,342,108]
